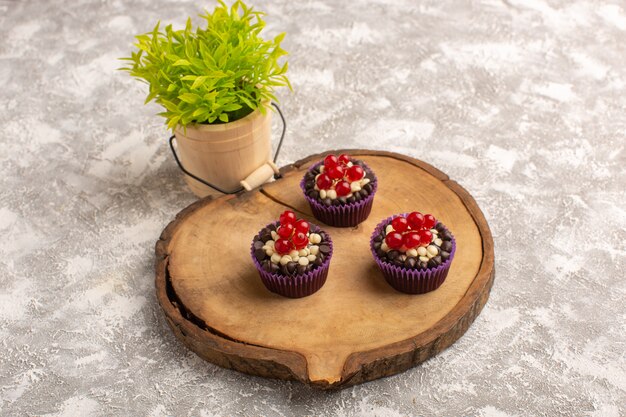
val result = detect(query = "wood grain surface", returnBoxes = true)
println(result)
[155,150,495,389]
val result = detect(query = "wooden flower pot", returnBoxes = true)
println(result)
[173,107,273,197]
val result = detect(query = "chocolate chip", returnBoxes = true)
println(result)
[435,222,446,232]
[427,258,438,268]
[286,262,297,274]
[433,256,442,265]
[348,196,356,203]
[373,242,382,250]
[253,240,264,250]
[270,263,280,273]
[373,234,383,243]
[405,257,417,269]
[393,259,404,267]
[268,223,277,231]
[332,199,341,206]
[306,264,313,272]
[387,250,400,260]
[305,172,315,181]
[307,189,319,200]
[323,198,332,206]
[441,231,452,241]
[441,241,453,252]
[338,197,347,204]
[262,260,272,272]
[376,249,386,258]
[297,265,308,274]
[280,264,289,275]
[319,244,331,255]
[360,188,369,197]
[254,248,266,262]
[441,251,450,261]
[259,229,272,242]
[319,231,328,241]
[305,180,314,189]
[314,256,324,266]
[419,261,428,269]
[363,183,373,193]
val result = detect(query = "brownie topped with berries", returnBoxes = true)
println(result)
[302,154,377,207]
[252,210,332,277]
[372,212,454,270]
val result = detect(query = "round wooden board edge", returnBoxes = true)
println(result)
[154,149,495,390]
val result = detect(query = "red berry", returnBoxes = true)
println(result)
[279,210,297,225]
[295,219,310,234]
[385,232,404,249]
[403,231,421,248]
[418,230,433,246]
[275,238,291,255]
[316,173,333,190]
[391,216,409,232]
[338,154,351,165]
[335,180,351,196]
[292,231,308,249]
[327,165,345,180]
[323,154,339,168]
[277,223,294,238]
[423,214,436,229]
[407,211,424,229]
[346,165,364,182]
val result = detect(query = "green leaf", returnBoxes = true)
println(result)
[118,0,291,129]
[178,93,199,104]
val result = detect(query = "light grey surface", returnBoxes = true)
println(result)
[1,0,625,415]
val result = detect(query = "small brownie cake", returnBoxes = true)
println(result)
[300,154,378,227]
[371,212,456,294]
[251,210,333,298]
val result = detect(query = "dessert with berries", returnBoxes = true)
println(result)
[300,153,378,227]
[251,210,333,298]
[370,211,456,294]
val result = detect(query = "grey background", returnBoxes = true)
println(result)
[1,0,625,416]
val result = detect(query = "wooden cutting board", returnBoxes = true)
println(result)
[155,150,495,389]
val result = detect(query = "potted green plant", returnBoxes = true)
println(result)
[120,0,291,197]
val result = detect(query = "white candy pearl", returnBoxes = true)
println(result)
[319,189,327,199]
[419,256,429,263]
[434,238,443,247]
[417,246,427,256]
[280,255,291,265]
[381,242,390,252]
[271,253,282,264]
[298,257,309,266]
[385,225,394,234]
[289,250,299,258]
[430,228,438,235]
[271,231,278,241]
[299,249,309,257]
[266,240,275,248]
[351,182,361,192]
[399,254,407,262]
[319,165,325,173]
[347,161,353,167]
[309,233,322,244]
[427,245,438,258]
[327,189,337,199]
[360,178,370,186]
[265,247,274,256]
[406,248,418,257]
[307,254,316,262]
[309,245,319,255]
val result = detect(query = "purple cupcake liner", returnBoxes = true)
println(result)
[300,160,378,228]
[370,214,457,294]
[251,222,333,298]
